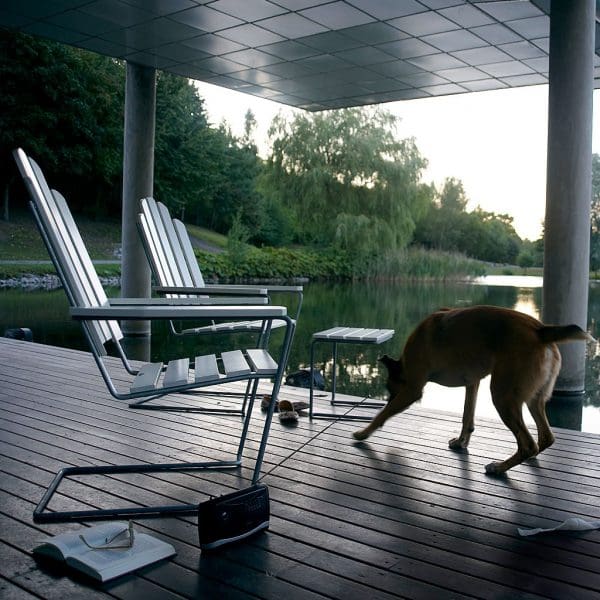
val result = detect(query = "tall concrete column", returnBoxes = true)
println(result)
[543,0,594,393]
[121,62,156,337]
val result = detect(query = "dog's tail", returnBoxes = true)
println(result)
[537,324,595,345]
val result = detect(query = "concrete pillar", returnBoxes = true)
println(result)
[543,0,594,393]
[121,62,156,337]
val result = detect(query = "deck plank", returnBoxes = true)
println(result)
[2,337,600,599]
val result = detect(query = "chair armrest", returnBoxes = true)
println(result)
[198,284,303,293]
[203,284,272,294]
[109,297,268,306]
[262,285,303,293]
[153,285,268,296]
[70,304,288,320]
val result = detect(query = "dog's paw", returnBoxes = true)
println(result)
[353,430,369,441]
[484,461,506,476]
[448,437,468,450]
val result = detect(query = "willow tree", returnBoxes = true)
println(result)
[259,107,430,258]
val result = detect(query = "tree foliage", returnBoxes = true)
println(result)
[0,30,263,230]
[154,79,263,236]
[0,30,124,214]
[413,177,522,264]
[3,30,549,273]
[154,72,210,219]
[259,108,431,256]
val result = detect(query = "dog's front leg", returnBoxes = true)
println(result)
[449,381,479,450]
[353,390,420,441]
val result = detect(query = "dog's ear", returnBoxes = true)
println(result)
[379,355,405,393]
[379,354,392,367]
[379,354,402,375]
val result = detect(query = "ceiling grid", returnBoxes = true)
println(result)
[1,0,598,110]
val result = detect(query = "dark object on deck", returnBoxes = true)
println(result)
[286,368,325,390]
[4,327,33,341]
[198,484,270,550]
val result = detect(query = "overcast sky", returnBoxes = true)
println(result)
[196,82,600,241]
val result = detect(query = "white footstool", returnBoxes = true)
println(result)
[308,327,394,420]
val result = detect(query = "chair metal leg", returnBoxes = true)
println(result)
[240,378,257,417]
[33,459,241,523]
[128,396,245,414]
[35,386,260,523]
[252,321,295,484]
[236,384,259,462]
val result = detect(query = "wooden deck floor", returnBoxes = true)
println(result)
[2,337,600,599]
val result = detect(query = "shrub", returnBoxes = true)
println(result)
[194,245,484,282]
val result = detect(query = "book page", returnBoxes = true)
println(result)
[66,533,176,582]
[33,522,129,561]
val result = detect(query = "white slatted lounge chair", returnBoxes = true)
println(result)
[138,197,302,412]
[14,148,295,523]
[137,197,303,337]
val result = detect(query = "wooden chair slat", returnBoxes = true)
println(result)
[131,362,163,392]
[194,354,221,383]
[246,349,278,375]
[163,358,190,387]
[221,350,252,378]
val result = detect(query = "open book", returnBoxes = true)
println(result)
[33,521,176,582]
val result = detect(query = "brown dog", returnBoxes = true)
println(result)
[353,306,593,474]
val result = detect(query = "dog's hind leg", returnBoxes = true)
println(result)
[353,390,420,441]
[485,372,539,475]
[527,347,560,454]
[485,404,538,475]
[449,381,479,450]
[527,385,555,454]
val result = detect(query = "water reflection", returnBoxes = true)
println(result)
[1,277,598,432]
[473,275,543,288]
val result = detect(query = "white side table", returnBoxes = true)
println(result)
[308,327,395,420]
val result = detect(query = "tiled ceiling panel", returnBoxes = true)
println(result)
[299,2,375,30]
[210,0,287,21]
[389,12,460,36]
[259,12,328,38]
[0,0,598,111]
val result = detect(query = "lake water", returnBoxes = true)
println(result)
[1,276,599,432]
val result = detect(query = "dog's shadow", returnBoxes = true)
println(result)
[352,439,379,460]
[352,439,405,468]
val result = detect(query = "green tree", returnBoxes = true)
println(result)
[207,122,265,237]
[154,72,214,220]
[517,239,542,269]
[241,109,258,148]
[260,107,431,257]
[439,177,468,212]
[413,177,468,253]
[424,178,469,252]
[467,210,521,264]
[0,31,264,233]
[0,30,124,216]
[413,178,522,264]
[154,85,265,237]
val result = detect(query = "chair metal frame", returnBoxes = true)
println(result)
[14,148,295,523]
